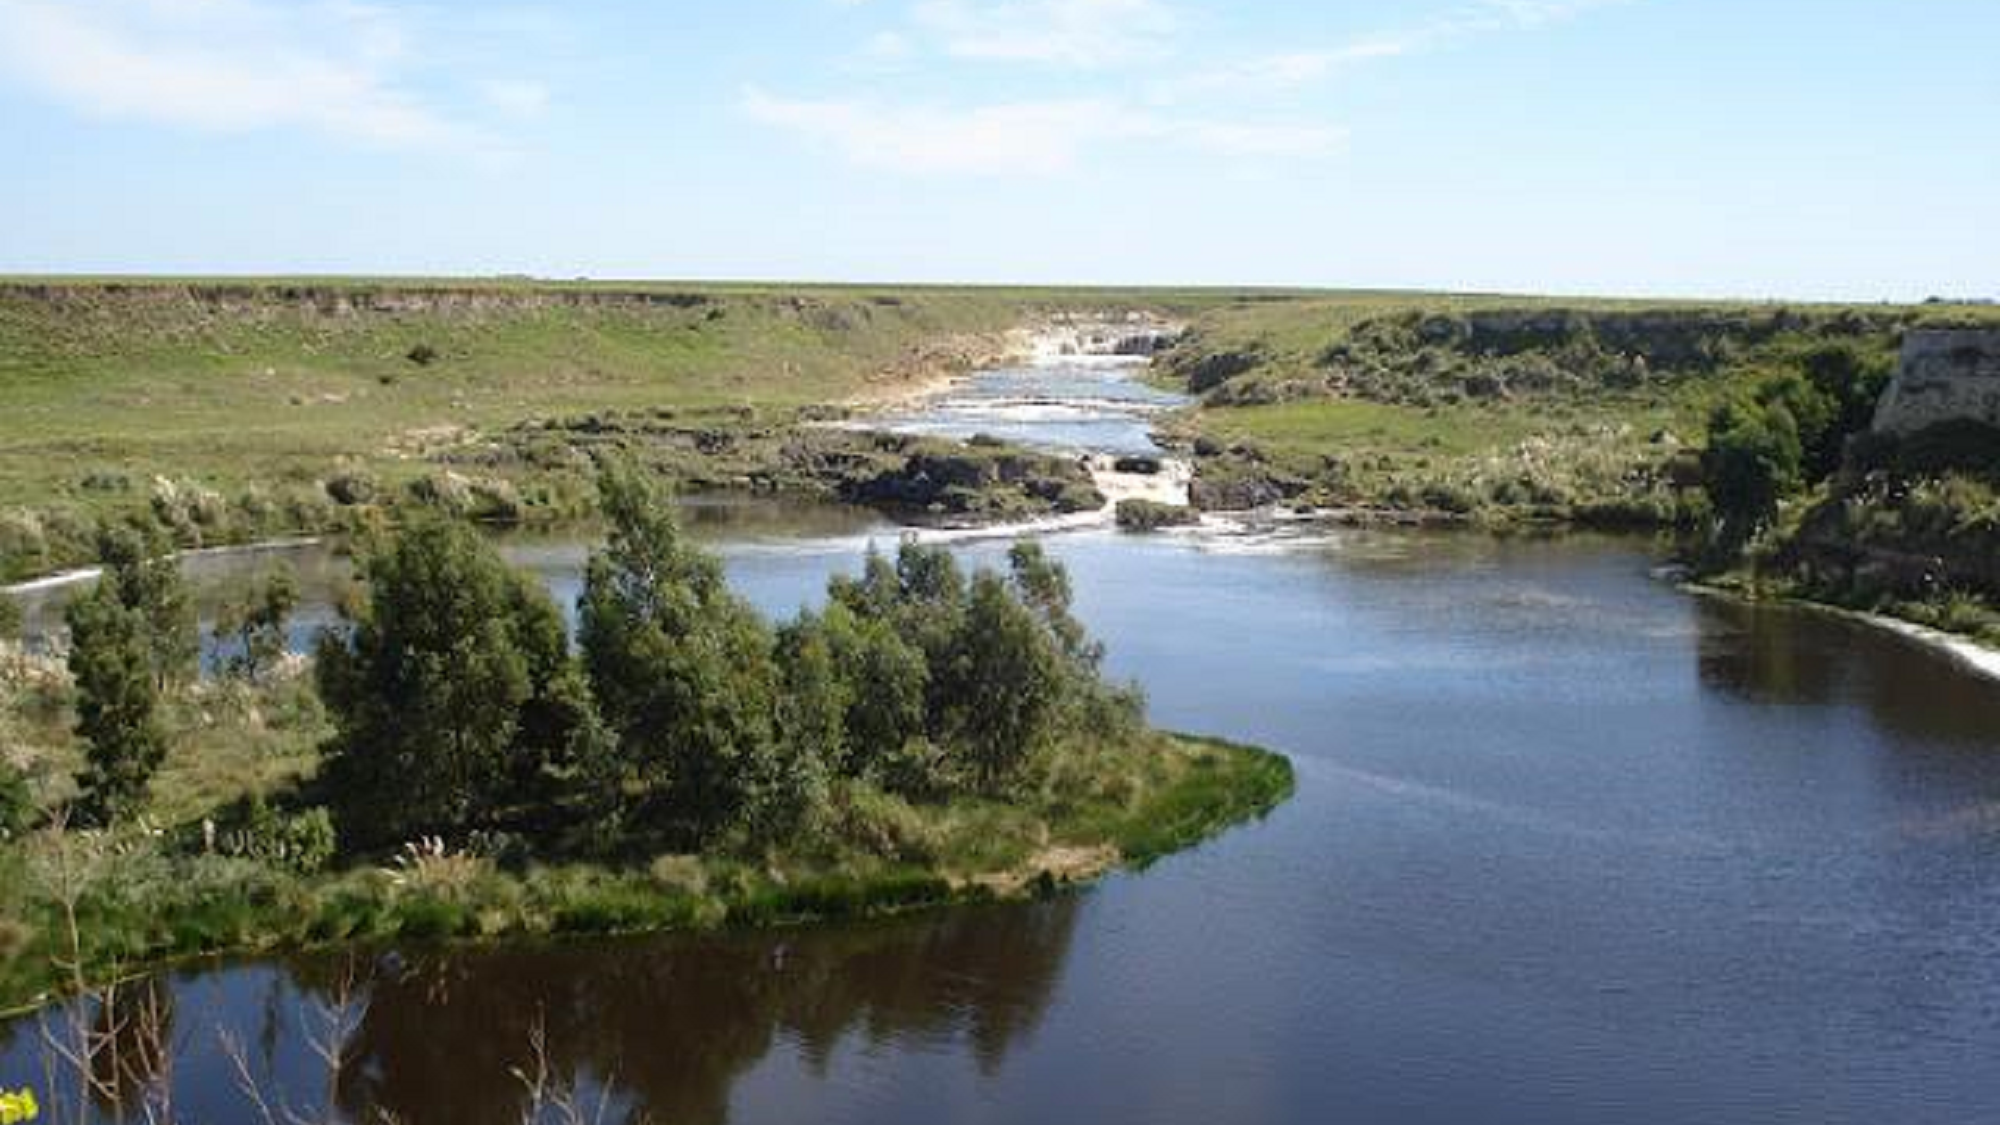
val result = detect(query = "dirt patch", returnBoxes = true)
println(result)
[964,842,1121,896]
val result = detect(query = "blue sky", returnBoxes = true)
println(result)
[0,0,1993,299]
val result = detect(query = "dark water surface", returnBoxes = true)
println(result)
[8,521,2000,1124]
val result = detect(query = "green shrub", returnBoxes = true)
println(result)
[0,758,32,839]
[394,896,475,939]
[213,796,337,874]
[1115,498,1199,531]
[831,783,942,863]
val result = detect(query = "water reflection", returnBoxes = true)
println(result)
[4,900,1081,1125]
[347,900,1075,1125]
[1697,596,2000,747]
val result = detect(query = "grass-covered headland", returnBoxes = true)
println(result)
[0,460,1291,1016]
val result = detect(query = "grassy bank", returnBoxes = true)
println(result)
[1714,421,2000,649]
[0,719,1290,1016]
[1155,294,2000,526]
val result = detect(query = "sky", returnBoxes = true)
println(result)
[0,0,1994,299]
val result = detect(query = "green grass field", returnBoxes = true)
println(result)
[0,279,1266,578]
[6,277,1996,572]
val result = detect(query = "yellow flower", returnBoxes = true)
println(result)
[0,1087,41,1124]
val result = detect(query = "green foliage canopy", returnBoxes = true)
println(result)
[316,519,587,848]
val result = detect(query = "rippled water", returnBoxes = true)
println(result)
[7,361,2000,1123]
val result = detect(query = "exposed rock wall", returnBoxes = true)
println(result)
[1873,330,2000,435]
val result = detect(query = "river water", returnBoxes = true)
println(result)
[6,353,2000,1124]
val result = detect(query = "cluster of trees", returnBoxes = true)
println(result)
[37,460,1138,857]
[315,461,1139,855]
[1699,342,1894,550]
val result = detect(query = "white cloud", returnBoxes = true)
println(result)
[0,0,497,147]
[911,0,1177,67]
[862,29,913,61]
[480,78,550,118]
[1179,119,1349,158]
[1166,40,1412,98]
[743,86,1341,175]
[1162,0,1625,99]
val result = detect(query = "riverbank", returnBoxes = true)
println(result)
[0,731,1290,1017]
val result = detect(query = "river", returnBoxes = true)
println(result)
[6,346,2000,1124]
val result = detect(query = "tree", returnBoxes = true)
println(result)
[827,545,901,620]
[1754,374,1838,483]
[316,520,584,848]
[578,460,781,846]
[774,611,849,770]
[66,581,168,823]
[96,528,197,690]
[1701,396,1803,547]
[213,564,299,682]
[1802,342,1894,464]
[766,613,842,834]
[1006,540,1144,744]
[890,541,969,739]
[1006,540,1101,669]
[946,572,1063,790]
[816,601,928,781]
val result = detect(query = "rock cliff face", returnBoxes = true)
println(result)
[1872,330,2000,435]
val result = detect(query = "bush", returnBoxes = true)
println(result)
[1115,498,1199,531]
[831,784,942,863]
[324,472,378,506]
[213,796,338,874]
[0,758,32,839]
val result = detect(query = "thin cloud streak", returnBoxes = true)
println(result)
[1167,0,1628,97]
[743,86,1343,175]
[0,0,533,152]
[910,0,1178,67]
